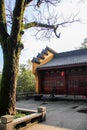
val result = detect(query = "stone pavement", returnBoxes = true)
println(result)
[16,98,87,130]
[24,124,72,130]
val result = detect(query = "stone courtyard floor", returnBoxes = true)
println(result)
[24,124,72,130]
[16,99,87,130]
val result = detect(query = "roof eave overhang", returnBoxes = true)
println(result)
[37,63,87,71]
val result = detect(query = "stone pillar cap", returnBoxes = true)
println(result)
[1,115,14,124]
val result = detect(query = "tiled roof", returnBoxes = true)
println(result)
[32,46,57,64]
[38,48,87,69]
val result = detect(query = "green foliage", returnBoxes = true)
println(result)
[17,64,35,93]
[80,38,87,49]
[14,111,26,119]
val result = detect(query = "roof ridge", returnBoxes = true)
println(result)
[55,48,87,57]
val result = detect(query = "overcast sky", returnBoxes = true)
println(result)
[0,0,87,71]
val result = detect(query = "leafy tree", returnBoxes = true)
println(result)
[80,38,87,49]
[17,64,35,93]
[0,0,79,116]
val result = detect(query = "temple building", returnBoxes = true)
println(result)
[32,46,87,96]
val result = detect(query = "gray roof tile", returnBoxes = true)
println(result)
[38,48,87,69]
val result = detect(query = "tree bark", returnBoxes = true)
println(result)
[0,39,20,116]
[0,0,25,116]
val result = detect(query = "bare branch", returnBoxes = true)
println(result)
[23,13,80,40]
[24,0,33,6]
[37,0,61,7]
[24,21,54,29]
[5,0,81,41]
[23,0,80,40]
[33,27,53,40]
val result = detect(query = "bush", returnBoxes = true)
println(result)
[17,65,35,93]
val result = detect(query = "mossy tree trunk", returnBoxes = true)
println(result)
[0,0,25,116]
[0,39,21,115]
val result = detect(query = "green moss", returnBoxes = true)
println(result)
[14,111,26,119]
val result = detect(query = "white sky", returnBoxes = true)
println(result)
[20,0,87,65]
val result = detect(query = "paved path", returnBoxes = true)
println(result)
[24,124,72,130]
[16,99,87,130]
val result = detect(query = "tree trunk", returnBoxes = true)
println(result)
[0,40,20,116]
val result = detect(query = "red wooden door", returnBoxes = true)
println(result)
[42,71,65,94]
[67,69,87,95]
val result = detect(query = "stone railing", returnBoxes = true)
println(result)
[16,92,36,101]
[16,92,43,101]
[0,107,46,130]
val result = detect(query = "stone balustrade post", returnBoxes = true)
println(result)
[38,106,46,121]
[0,115,14,130]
